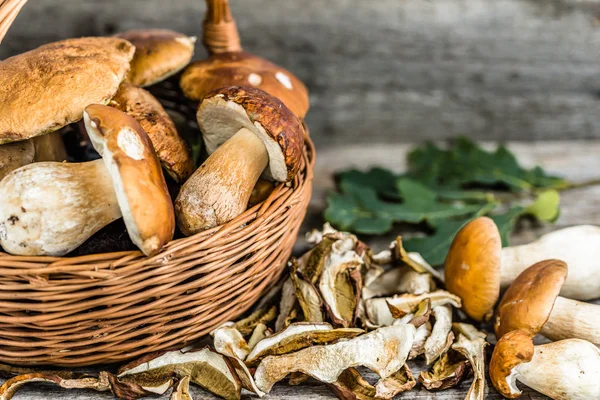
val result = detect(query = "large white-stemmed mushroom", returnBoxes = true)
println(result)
[490,329,600,399]
[175,86,305,235]
[445,218,600,323]
[84,105,175,256]
[494,259,600,347]
[0,106,174,256]
[180,0,309,119]
[0,37,134,144]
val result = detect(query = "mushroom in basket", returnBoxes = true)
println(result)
[175,86,305,235]
[180,0,309,119]
[0,132,67,181]
[0,105,174,257]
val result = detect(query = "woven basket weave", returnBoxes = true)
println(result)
[0,0,314,366]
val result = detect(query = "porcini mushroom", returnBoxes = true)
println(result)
[109,82,194,182]
[494,259,600,347]
[0,132,68,182]
[0,37,134,143]
[179,0,309,118]
[116,29,196,87]
[444,217,501,322]
[1,106,173,256]
[490,329,600,399]
[0,159,121,256]
[175,86,304,234]
[445,218,600,323]
[84,104,175,256]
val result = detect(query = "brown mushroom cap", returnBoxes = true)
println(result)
[197,86,305,182]
[181,52,309,119]
[116,29,196,87]
[444,217,501,322]
[489,329,535,399]
[0,37,134,144]
[109,82,194,182]
[84,104,174,256]
[494,259,568,339]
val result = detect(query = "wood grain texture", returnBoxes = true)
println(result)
[2,0,600,146]
[4,139,600,399]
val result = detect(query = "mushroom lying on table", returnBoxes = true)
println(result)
[494,259,600,347]
[116,29,196,87]
[175,86,304,235]
[180,0,309,119]
[0,106,174,256]
[445,218,600,322]
[490,329,600,399]
[109,82,194,182]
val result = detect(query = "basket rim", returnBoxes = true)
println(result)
[0,135,316,267]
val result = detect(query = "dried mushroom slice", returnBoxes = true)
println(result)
[451,323,488,400]
[291,262,325,323]
[419,350,470,391]
[171,376,192,400]
[0,372,111,400]
[287,372,309,386]
[234,282,280,336]
[210,322,250,360]
[246,322,363,366]
[305,222,339,244]
[407,322,432,360]
[362,267,435,300]
[424,305,454,365]
[247,323,269,351]
[386,290,461,318]
[253,324,416,393]
[118,348,241,400]
[275,276,300,331]
[319,236,364,327]
[365,297,396,327]
[392,237,444,282]
[374,364,416,399]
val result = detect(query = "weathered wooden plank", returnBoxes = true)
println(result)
[2,0,600,145]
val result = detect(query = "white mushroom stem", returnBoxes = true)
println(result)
[512,339,600,400]
[541,296,600,347]
[500,226,600,300]
[0,159,121,256]
[175,128,268,234]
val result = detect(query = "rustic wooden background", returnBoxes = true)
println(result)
[2,0,600,148]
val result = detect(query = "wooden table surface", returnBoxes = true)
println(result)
[5,140,600,400]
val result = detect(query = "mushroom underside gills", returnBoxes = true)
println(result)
[516,339,600,400]
[175,127,268,234]
[0,159,121,256]
[541,296,600,347]
[499,225,600,301]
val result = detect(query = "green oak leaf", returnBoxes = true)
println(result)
[489,206,526,246]
[524,190,560,222]
[337,168,400,200]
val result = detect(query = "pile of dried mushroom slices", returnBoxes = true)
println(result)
[0,24,309,257]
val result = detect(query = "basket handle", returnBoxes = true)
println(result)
[203,0,242,55]
[0,0,26,45]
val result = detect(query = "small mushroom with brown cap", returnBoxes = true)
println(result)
[446,218,600,305]
[175,86,304,234]
[0,37,134,144]
[444,216,501,322]
[180,0,309,119]
[490,329,600,399]
[116,29,196,87]
[84,104,175,256]
[109,82,194,182]
[494,259,600,347]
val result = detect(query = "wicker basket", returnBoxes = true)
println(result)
[0,0,314,366]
